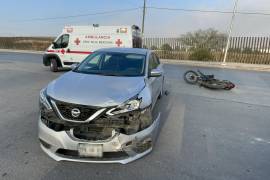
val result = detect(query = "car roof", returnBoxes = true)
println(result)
[95,48,149,55]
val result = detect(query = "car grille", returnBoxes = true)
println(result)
[54,100,98,121]
[73,126,114,141]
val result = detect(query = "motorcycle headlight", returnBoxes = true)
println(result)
[106,98,141,115]
[39,88,52,110]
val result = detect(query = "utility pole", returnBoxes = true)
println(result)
[222,0,239,65]
[142,0,146,36]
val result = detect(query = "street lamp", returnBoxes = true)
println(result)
[142,0,147,36]
[222,0,239,65]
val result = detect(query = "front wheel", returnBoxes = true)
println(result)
[50,58,58,72]
[184,70,199,84]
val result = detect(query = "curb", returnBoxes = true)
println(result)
[0,49,44,54]
[161,59,270,72]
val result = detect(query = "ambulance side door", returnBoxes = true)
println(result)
[52,34,72,63]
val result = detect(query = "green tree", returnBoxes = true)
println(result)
[181,28,227,61]
[181,28,227,50]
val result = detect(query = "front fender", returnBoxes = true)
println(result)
[43,53,62,67]
[138,86,152,109]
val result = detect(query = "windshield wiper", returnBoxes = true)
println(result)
[98,73,119,76]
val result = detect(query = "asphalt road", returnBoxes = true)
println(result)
[0,52,270,180]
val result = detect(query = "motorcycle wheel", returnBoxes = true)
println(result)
[184,70,199,84]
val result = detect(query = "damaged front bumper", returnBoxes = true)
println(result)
[38,111,160,164]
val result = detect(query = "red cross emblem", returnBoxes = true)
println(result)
[60,49,65,54]
[115,39,123,47]
[74,38,81,45]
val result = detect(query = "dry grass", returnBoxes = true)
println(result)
[0,37,54,51]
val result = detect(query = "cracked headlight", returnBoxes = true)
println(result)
[39,88,52,110]
[107,99,141,115]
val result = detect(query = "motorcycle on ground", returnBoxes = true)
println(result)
[184,70,235,90]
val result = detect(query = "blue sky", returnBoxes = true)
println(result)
[0,0,269,36]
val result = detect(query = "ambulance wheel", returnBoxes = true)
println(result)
[50,58,58,72]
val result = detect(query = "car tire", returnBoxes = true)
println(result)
[50,58,58,72]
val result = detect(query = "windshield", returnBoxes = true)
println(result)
[74,52,146,77]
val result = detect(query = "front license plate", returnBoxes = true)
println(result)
[78,144,103,157]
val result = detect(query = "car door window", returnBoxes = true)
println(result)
[61,34,69,48]
[148,54,159,77]
[53,34,69,49]
[148,54,158,71]
[148,55,153,72]
[153,53,160,65]
[53,37,62,49]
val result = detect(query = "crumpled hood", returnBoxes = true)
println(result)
[46,71,145,107]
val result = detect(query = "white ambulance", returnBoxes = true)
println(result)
[43,25,142,72]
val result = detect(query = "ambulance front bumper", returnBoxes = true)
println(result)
[38,113,160,164]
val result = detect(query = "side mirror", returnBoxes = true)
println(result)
[70,63,79,70]
[149,69,162,77]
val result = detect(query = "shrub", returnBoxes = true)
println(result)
[242,48,253,54]
[228,48,241,53]
[174,46,180,51]
[143,45,148,49]
[189,48,213,61]
[150,45,158,50]
[161,43,172,51]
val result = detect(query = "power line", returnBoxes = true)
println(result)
[14,6,270,23]
[17,7,141,22]
[147,6,270,16]
[238,11,270,16]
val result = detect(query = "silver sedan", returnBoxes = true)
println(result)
[38,48,165,164]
